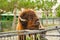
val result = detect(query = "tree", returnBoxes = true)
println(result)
[35,0,57,26]
[18,0,36,9]
[36,0,57,15]
[0,0,57,12]
[0,0,17,12]
[56,5,60,17]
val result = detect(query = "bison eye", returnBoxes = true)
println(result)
[34,19,40,26]
[19,19,28,29]
[36,21,40,25]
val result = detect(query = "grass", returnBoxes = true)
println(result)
[26,34,47,40]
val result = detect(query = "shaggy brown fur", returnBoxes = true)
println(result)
[16,9,45,40]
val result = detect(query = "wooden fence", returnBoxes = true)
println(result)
[0,26,60,40]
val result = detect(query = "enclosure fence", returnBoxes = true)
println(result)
[0,18,60,31]
[0,26,60,40]
[40,18,60,25]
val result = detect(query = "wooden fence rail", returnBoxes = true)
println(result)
[0,26,60,40]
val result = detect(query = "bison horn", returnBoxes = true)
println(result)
[19,17,27,21]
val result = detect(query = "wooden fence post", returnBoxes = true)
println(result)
[18,35,26,40]
[53,18,54,24]
[39,29,47,40]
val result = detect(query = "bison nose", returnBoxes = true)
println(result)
[35,22,40,26]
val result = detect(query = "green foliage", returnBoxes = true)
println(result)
[0,0,8,10]
[36,0,57,10]
[39,0,57,18]
[0,0,57,12]
[48,12,52,18]
[18,0,36,9]
[26,36,31,40]
[0,0,17,12]
[42,12,46,18]
[56,5,60,17]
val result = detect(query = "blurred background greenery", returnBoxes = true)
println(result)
[0,0,60,32]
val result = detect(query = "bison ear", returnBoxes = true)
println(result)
[21,8,26,12]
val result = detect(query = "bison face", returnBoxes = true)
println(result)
[19,9,40,30]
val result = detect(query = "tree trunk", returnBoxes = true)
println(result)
[12,8,17,30]
[44,10,48,26]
